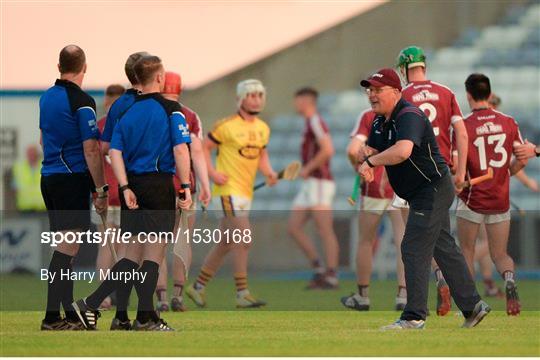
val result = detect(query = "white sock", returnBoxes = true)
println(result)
[237,289,250,297]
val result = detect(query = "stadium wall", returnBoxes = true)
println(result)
[181,0,525,125]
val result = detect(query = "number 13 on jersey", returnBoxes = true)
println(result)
[473,133,507,170]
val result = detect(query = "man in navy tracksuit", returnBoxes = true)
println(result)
[357,68,489,330]
[73,55,192,331]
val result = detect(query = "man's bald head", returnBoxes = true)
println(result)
[125,51,150,86]
[58,45,86,74]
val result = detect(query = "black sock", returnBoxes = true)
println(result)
[114,259,139,322]
[86,258,138,310]
[62,261,79,322]
[44,251,73,323]
[357,284,369,297]
[115,279,134,322]
[134,260,160,324]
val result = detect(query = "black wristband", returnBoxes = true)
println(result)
[119,184,130,192]
[536,148,540,157]
[180,183,191,189]
[365,157,375,168]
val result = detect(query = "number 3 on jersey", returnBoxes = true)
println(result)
[473,133,507,170]
[419,103,439,136]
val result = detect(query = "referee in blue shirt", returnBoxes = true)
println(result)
[357,69,489,330]
[73,55,192,331]
[40,45,108,330]
[96,51,148,328]
[100,51,148,156]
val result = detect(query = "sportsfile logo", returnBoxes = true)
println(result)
[40,228,253,247]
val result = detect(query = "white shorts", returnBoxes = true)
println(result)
[91,206,121,227]
[456,198,510,224]
[391,194,409,209]
[292,177,336,208]
[361,196,392,215]
[213,195,251,218]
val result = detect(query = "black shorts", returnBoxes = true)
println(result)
[40,173,92,231]
[120,173,176,234]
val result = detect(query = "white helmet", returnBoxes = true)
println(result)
[236,79,266,109]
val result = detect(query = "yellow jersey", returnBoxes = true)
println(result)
[208,113,270,199]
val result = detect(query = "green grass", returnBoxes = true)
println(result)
[1,275,539,356]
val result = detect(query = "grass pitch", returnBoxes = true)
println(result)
[1,275,539,356]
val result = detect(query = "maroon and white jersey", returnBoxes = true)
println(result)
[173,104,203,194]
[182,104,203,139]
[301,113,333,180]
[402,80,463,165]
[350,109,393,199]
[97,116,120,206]
[458,108,523,214]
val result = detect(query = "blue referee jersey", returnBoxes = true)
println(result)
[40,79,98,175]
[110,93,191,174]
[100,88,138,142]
